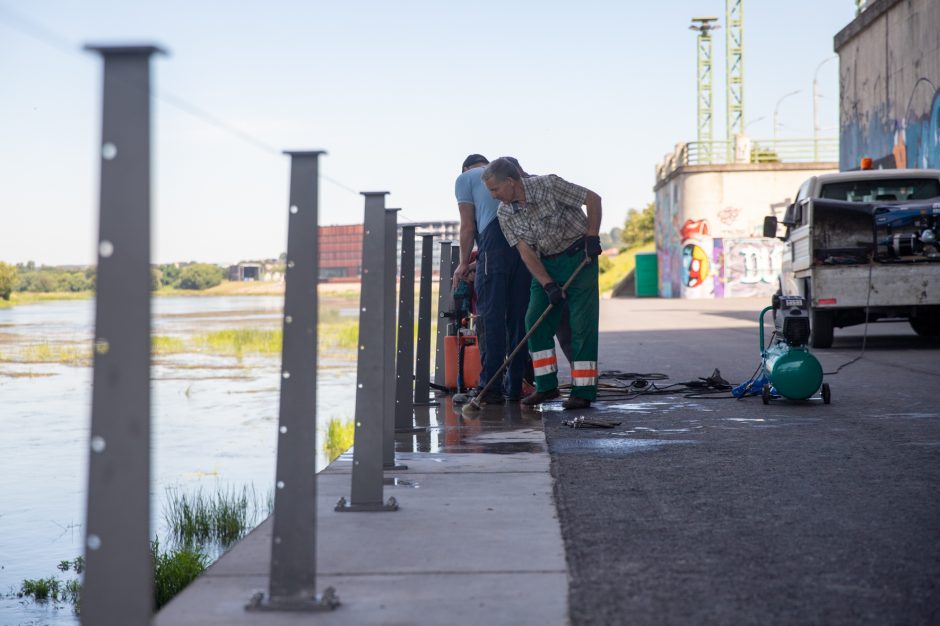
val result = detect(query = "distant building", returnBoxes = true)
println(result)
[409,221,460,276]
[654,140,837,298]
[230,221,461,283]
[320,221,460,282]
[319,224,363,282]
[228,260,283,282]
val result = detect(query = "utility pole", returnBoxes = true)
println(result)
[690,17,720,164]
[725,0,745,155]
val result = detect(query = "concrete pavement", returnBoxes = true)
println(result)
[154,296,940,625]
[154,419,568,626]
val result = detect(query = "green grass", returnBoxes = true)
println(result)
[324,417,355,462]
[18,343,89,365]
[194,329,282,356]
[153,335,186,354]
[152,539,209,610]
[321,321,358,351]
[19,576,62,601]
[163,485,262,547]
[598,242,656,295]
[0,292,92,309]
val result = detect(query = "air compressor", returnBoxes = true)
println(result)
[733,295,830,404]
[441,279,481,392]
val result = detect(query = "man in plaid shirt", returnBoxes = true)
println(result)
[482,157,603,410]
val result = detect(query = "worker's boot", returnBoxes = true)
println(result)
[562,396,591,410]
[521,388,560,406]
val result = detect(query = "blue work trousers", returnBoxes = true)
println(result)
[474,224,530,398]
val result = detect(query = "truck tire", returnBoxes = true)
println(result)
[810,308,834,348]
[909,315,940,337]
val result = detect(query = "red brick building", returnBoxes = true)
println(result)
[319,224,363,281]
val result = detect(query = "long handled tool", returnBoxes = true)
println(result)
[462,256,590,416]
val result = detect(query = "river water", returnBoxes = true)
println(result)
[0,296,358,625]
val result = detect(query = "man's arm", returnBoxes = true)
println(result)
[452,202,476,287]
[584,190,602,236]
[515,240,553,286]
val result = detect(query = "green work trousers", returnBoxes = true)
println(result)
[526,253,599,400]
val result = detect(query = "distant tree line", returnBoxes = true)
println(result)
[0,262,96,299]
[153,263,224,291]
[620,202,655,249]
[0,261,227,300]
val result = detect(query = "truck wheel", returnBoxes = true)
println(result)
[821,383,831,404]
[810,308,834,349]
[761,384,771,405]
[909,315,940,337]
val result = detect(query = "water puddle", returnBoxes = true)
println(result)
[550,437,697,455]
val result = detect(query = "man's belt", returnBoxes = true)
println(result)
[541,236,585,260]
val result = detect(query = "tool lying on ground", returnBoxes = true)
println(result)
[562,416,622,429]
[732,295,830,404]
[462,257,591,417]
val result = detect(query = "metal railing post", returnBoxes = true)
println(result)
[82,43,164,626]
[337,192,398,512]
[395,225,420,431]
[413,234,437,406]
[433,241,452,390]
[247,151,338,611]
[383,209,406,471]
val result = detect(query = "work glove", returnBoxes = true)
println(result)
[543,281,565,306]
[585,235,602,259]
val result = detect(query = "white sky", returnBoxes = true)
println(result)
[0,1,854,265]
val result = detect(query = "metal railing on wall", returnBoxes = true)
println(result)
[656,137,839,182]
[80,41,450,621]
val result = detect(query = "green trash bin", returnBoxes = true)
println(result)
[634,252,658,297]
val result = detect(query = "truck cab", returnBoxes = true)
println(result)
[764,168,940,348]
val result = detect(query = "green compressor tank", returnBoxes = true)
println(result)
[760,305,824,400]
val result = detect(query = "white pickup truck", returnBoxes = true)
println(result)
[763,168,940,348]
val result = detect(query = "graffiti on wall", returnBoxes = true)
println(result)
[720,239,784,298]
[841,81,940,171]
[679,218,714,298]
[654,186,682,297]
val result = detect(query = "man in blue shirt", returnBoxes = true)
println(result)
[453,154,530,402]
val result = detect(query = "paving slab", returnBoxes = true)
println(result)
[154,427,568,626]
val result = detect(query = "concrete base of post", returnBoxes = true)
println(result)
[334,496,399,512]
[245,588,340,612]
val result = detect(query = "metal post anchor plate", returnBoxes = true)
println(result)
[334,496,399,512]
[245,587,340,612]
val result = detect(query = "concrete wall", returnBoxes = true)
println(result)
[836,0,940,170]
[654,164,836,298]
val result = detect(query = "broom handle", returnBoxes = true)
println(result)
[475,256,591,401]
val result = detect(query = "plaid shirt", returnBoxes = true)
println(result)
[497,174,589,256]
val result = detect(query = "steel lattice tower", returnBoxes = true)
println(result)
[725,0,744,143]
[690,17,719,164]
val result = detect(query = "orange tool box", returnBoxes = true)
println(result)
[443,334,481,391]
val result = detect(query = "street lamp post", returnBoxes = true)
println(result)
[813,56,837,160]
[773,90,801,142]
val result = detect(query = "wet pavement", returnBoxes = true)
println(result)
[154,397,567,626]
[152,296,940,625]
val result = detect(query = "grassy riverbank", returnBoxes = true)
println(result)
[598,242,656,295]
[0,292,91,309]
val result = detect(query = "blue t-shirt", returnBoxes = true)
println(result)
[454,167,500,236]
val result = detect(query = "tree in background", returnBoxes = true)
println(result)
[177,264,224,290]
[620,202,656,249]
[0,262,17,300]
[151,268,163,292]
[159,263,181,287]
